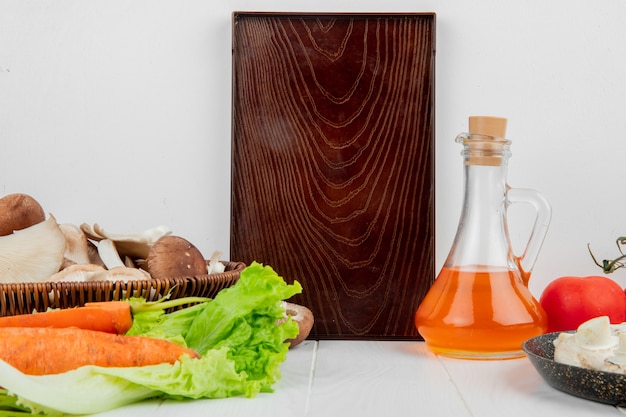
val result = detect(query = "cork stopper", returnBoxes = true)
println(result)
[469,116,507,138]
[463,116,509,166]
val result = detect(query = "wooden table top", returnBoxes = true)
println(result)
[92,340,621,416]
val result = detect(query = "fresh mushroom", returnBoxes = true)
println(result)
[554,316,619,370]
[80,223,172,259]
[91,266,151,282]
[60,223,92,265]
[279,302,314,347]
[47,263,108,282]
[146,235,208,279]
[0,214,66,283]
[601,332,626,373]
[86,242,105,267]
[207,250,226,274]
[97,239,127,270]
[48,263,151,283]
[0,193,46,236]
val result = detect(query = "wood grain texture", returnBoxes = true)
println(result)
[231,13,435,339]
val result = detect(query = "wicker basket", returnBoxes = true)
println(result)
[0,260,246,316]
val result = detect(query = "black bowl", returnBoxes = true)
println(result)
[522,332,626,406]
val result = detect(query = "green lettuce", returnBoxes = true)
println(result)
[0,262,302,415]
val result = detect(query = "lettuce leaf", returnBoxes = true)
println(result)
[0,262,302,415]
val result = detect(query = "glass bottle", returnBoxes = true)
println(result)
[415,116,551,359]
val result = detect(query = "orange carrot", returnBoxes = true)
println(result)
[0,327,199,375]
[0,301,133,334]
[0,296,212,335]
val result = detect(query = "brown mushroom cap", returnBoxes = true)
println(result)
[0,193,46,236]
[146,235,208,279]
[284,302,314,347]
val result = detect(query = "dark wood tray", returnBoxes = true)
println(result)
[231,12,435,339]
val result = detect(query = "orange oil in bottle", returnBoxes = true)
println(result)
[415,265,547,359]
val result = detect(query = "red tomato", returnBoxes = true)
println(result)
[539,276,626,333]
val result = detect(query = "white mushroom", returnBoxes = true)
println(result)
[80,223,172,259]
[575,316,617,349]
[207,250,226,274]
[86,242,105,267]
[554,316,619,370]
[59,223,92,265]
[123,256,136,268]
[601,332,626,373]
[91,266,151,282]
[0,214,66,283]
[47,263,107,282]
[48,264,152,283]
[97,239,126,270]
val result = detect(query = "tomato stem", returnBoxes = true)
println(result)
[588,237,626,273]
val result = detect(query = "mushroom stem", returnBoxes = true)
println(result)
[97,239,126,270]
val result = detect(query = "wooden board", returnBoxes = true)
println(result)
[231,12,435,339]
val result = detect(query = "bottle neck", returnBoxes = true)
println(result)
[444,151,514,270]
[456,131,512,219]
[463,159,509,211]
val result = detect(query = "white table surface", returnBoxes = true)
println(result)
[91,340,625,417]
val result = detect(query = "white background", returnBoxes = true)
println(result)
[2,0,626,299]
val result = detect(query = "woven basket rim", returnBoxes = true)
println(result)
[0,260,246,316]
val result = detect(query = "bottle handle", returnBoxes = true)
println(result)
[506,188,552,284]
